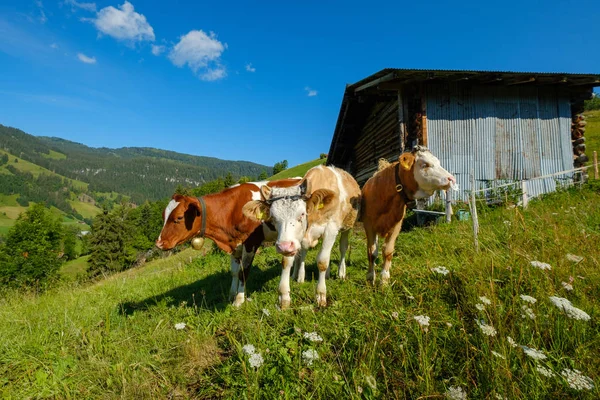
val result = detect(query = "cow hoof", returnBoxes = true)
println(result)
[296,276,305,283]
[232,293,245,307]
[316,294,327,307]
[366,272,376,285]
[279,296,291,310]
[338,272,347,280]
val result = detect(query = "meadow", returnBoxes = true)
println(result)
[0,181,598,399]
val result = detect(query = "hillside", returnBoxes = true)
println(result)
[1,184,598,398]
[269,157,327,180]
[0,124,271,204]
[585,110,599,160]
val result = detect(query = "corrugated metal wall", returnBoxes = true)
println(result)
[426,83,572,200]
[353,98,401,184]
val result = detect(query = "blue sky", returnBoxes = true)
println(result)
[0,0,599,168]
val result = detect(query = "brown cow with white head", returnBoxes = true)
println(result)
[361,146,455,284]
[155,178,300,307]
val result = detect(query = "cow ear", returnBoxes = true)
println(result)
[260,185,272,201]
[242,201,270,222]
[306,189,336,214]
[399,153,415,171]
[172,193,185,202]
[299,179,308,196]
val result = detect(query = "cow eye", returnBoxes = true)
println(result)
[297,212,305,222]
[422,162,430,168]
[175,216,184,223]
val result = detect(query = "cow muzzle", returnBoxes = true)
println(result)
[276,241,298,256]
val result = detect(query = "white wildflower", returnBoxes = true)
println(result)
[446,322,453,328]
[561,282,573,291]
[479,296,492,305]
[503,220,511,226]
[357,386,363,394]
[566,254,583,263]
[445,385,467,400]
[561,368,594,390]
[495,395,507,400]
[507,336,518,348]
[549,296,590,321]
[262,308,271,317]
[476,320,497,337]
[521,305,536,320]
[365,375,377,390]
[248,352,264,368]
[391,311,399,319]
[414,315,430,327]
[536,366,555,378]
[174,322,186,330]
[431,266,450,275]
[530,260,552,270]
[475,303,485,311]
[520,295,537,304]
[242,344,256,355]
[491,351,505,359]
[302,349,319,366]
[303,332,323,342]
[520,345,547,360]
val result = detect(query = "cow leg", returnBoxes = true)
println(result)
[315,225,337,307]
[366,228,378,285]
[232,246,258,307]
[279,255,295,309]
[338,230,350,280]
[293,247,307,283]
[381,219,404,285]
[229,255,241,302]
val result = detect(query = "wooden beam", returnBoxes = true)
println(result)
[421,84,428,147]
[506,77,536,86]
[354,72,397,93]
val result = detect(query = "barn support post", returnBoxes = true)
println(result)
[445,190,452,223]
[468,172,480,252]
[521,180,529,209]
[594,151,599,180]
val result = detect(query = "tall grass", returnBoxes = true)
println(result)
[0,185,598,399]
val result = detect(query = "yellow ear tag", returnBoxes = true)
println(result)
[256,211,264,220]
[318,203,324,210]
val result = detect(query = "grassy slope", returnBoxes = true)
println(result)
[60,255,90,281]
[268,158,327,180]
[584,110,599,162]
[68,200,102,220]
[0,185,599,399]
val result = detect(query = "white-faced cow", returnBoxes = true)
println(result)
[155,179,300,307]
[243,165,361,307]
[361,146,455,284]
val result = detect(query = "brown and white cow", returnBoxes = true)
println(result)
[360,146,455,284]
[243,165,361,307]
[155,178,300,307]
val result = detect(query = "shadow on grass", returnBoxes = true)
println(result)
[118,259,283,315]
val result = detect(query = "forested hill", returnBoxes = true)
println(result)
[0,124,271,203]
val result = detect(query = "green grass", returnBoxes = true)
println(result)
[584,110,599,162]
[69,200,102,219]
[269,158,327,180]
[41,149,67,160]
[60,255,90,281]
[0,184,599,398]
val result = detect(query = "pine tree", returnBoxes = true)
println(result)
[0,203,63,288]
[224,172,235,187]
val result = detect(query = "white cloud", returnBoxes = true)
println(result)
[77,52,96,64]
[93,1,154,43]
[50,42,58,49]
[169,30,227,81]
[64,0,97,12]
[245,63,256,73]
[35,0,47,23]
[305,86,318,97]
[151,44,165,56]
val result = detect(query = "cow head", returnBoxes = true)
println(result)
[242,181,336,256]
[399,146,455,199]
[155,194,203,250]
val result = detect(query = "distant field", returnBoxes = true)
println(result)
[584,110,599,163]
[268,158,327,180]
[0,149,88,190]
[69,200,101,219]
[41,149,67,160]
[60,255,90,281]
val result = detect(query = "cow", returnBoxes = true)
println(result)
[155,178,300,307]
[360,146,455,285]
[242,165,361,307]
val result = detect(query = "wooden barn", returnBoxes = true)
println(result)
[327,69,600,199]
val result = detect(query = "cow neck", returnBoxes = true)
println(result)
[394,162,416,204]
[196,197,207,238]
